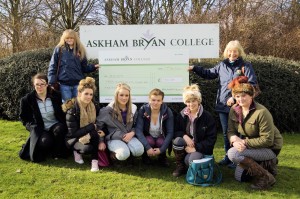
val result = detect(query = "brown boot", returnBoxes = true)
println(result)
[260,158,277,176]
[172,149,187,177]
[240,157,276,190]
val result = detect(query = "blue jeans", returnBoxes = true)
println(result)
[60,84,78,102]
[219,112,230,154]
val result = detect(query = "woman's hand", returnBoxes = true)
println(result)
[122,131,135,143]
[187,65,194,71]
[227,97,235,106]
[95,64,100,71]
[185,146,196,153]
[153,148,161,155]
[147,148,155,156]
[232,141,246,152]
[183,135,194,147]
[230,135,242,144]
[98,141,106,151]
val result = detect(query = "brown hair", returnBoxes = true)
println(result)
[77,77,97,94]
[228,76,254,97]
[149,88,164,100]
[31,73,48,85]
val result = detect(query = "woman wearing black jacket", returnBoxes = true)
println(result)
[172,84,217,177]
[19,73,67,162]
[62,77,104,172]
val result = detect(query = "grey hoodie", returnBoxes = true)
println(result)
[96,102,138,141]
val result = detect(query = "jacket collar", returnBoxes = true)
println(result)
[233,101,256,124]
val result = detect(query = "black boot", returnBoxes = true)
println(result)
[158,152,170,167]
[142,152,153,165]
[172,149,186,177]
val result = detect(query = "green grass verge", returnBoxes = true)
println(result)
[0,120,299,199]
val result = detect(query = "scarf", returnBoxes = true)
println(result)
[77,97,96,144]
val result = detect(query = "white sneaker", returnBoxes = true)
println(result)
[73,151,84,164]
[91,159,99,172]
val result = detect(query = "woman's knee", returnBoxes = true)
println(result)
[173,137,186,147]
[108,140,130,160]
[227,147,240,163]
[37,133,53,149]
[128,138,144,157]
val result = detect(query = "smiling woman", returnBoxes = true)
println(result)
[62,77,103,172]
[19,73,68,162]
[96,83,144,166]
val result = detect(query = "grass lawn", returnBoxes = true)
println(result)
[0,120,299,199]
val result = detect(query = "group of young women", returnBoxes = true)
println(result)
[19,29,283,190]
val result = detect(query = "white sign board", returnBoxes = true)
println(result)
[98,49,189,103]
[80,24,219,59]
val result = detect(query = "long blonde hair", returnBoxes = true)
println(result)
[57,29,86,60]
[113,83,133,124]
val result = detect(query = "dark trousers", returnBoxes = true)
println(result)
[37,122,67,158]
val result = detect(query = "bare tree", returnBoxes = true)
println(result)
[0,0,41,53]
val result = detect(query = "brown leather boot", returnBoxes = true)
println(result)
[240,157,276,190]
[172,149,186,177]
[260,158,278,176]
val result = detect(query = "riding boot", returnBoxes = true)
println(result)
[172,149,187,177]
[239,157,276,190]
[259,158,278,176]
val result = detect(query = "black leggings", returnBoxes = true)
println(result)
[73,132,99,160]
[37,122,67,157]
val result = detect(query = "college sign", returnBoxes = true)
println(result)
[80,24,219,59]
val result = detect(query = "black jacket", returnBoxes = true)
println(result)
[62,98,101,147]
[174,106,217,155]
[19,88,65,162]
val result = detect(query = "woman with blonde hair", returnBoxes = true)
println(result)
[172,84,217,177]
[188,40,258,168]
[48,29,99,102]
[96,83,144,166]
[227,76,283,190]
[62,77,103,172]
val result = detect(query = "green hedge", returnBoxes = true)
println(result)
[0,49,299,132]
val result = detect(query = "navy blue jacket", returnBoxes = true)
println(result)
[135,103,174,153]
[48,45,96,86]
[192,58,257,113]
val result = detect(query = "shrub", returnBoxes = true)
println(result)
[0,49,299,132]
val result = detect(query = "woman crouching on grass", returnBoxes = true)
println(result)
[172,84,217,177]
[227,76,283,190]
[62,77,104,172]
[96,83,144,166]
[19,73,68,162]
